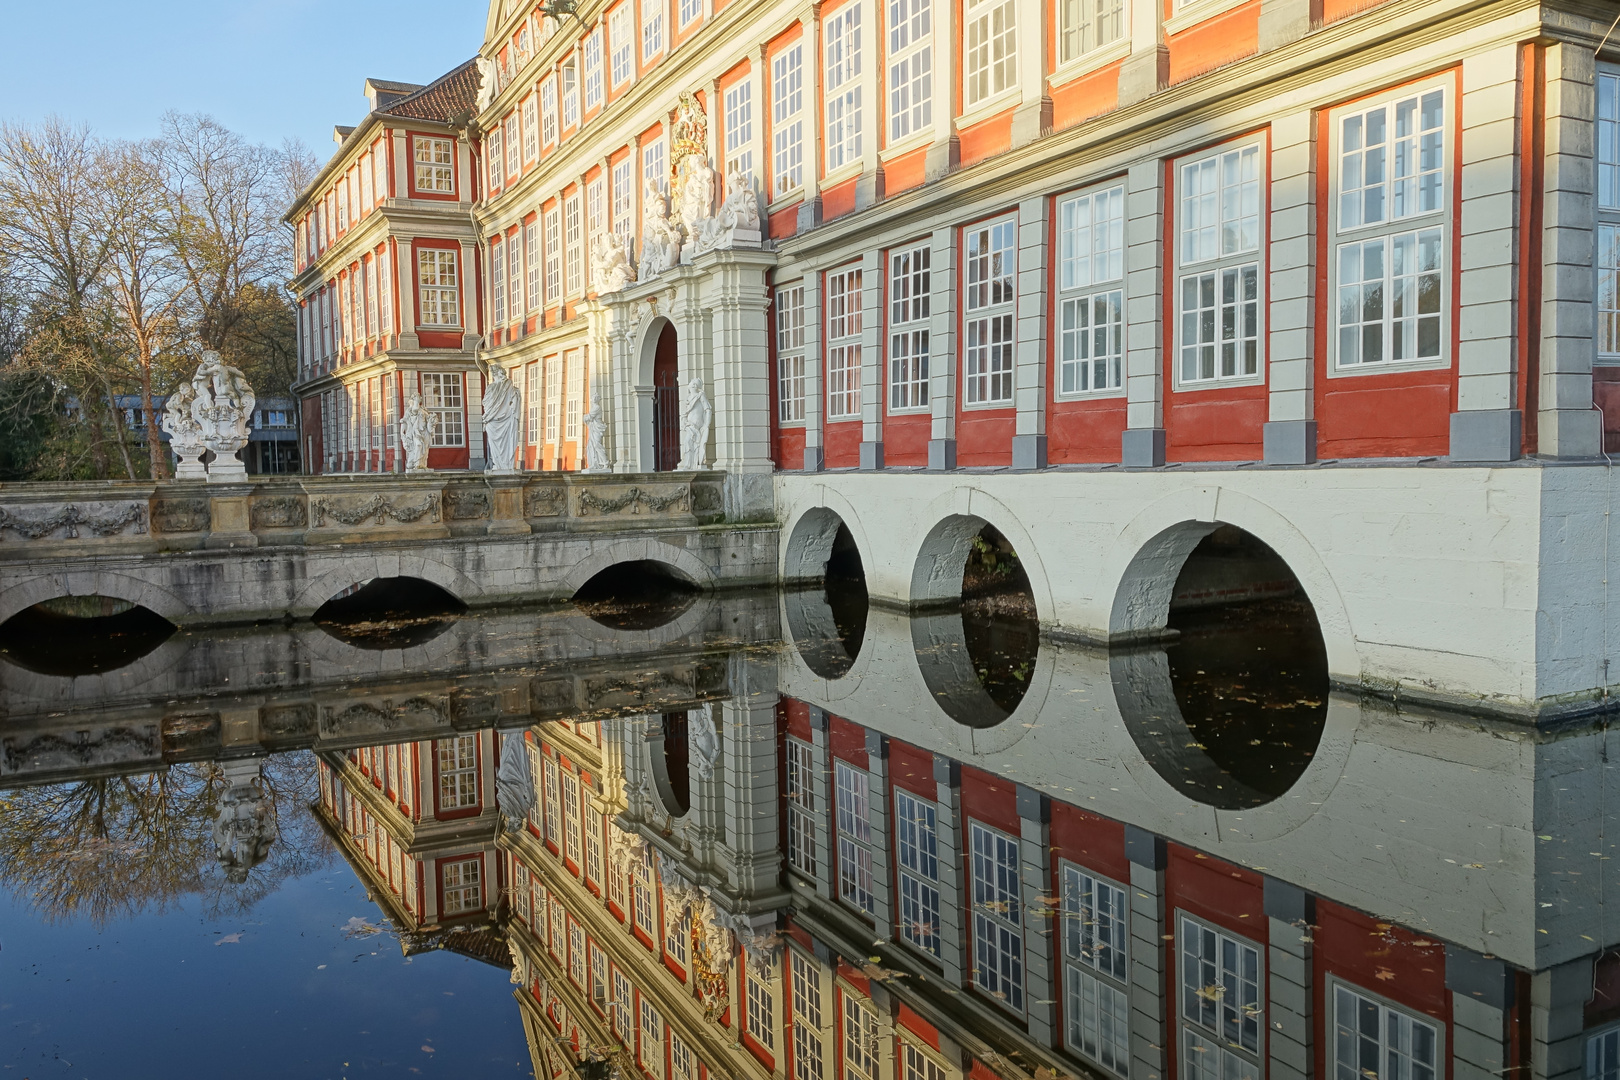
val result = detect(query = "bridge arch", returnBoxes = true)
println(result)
[906,489,1053,619]
[0,569,193,626]
[559,539,716,597]
[295,553,480,617]
[1105,487,1357,678]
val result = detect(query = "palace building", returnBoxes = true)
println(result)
[288,0,1618,479]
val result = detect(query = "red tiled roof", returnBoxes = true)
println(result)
[379,59,480,125]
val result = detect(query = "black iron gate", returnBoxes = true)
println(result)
[653,385,681,471]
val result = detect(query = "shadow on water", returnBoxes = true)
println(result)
[1116,525,1329,808]
[572,560,700,630]
[788,523,869,678]
[313,577,468,650]
[0,596,176,676]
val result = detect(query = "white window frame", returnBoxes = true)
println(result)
[643,136,668,196]
[963,0,1016,111]
[664,893,689,965]
[1062,863,1129,1076]
[526,361,542,445]
[507,231,523,323]
[1327,77,1452,377]
[614,158,635,240]
[546,353,563,444]
[969,819,1023,1013]
[546,206,563,304]
[563,768,582,865]
[609,5,634,87]
[893,787,941,957]
[834,759,875,915]
[824,5,863,173]
[641,0,664,63]
[842,990,880,1080]
[887,0,932,144]
[1057,183,1126,397]
[785,736,819,876]
[487,128,503,191]
[1175,139,1265,388]
[505,114,520,178]
[1333,978,1442,1080]
[523,97,539,162]
[525,221,541,313]
[889,243,930,412]
[777,283,807,424]
[584,29,605,111]
[640,998,666,1079]
[442,856,482,914]
[562,55,580,129]
[566,194,584,296]
[790,951,827,1080]
[1178,913,1263,1080]
[1059,0,1126,68]
[725,79,755,180]
[566,347,585,440]
[963,218,1016,407]
[437,734,478,809]
[541,77,559,147]
[415,136,454,193]
[826,266,863,421]
[746,962,776,1049]
[1596,68,1620,363]
[773,44,805,195]
[678,0,702,28]
[543,755,562,845]
[901,1042,950,1080]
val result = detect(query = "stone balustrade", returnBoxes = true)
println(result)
[0,470,728,558]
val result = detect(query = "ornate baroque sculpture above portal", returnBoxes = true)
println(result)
[678,375,712,471]
[691,167,763,256]
[638,182,683,280]
[401,388,431,472]
[161,375,208,481]
[481,361,523,473]
[590,231,636,295]
[475,56,497,113]
[177,350,256,482]
[583,395,609,472]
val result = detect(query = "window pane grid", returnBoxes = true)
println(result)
[964,0,1016,108]
[792,956,826,1080]
[970,821,1023,1011]
[778,285,807,422]
[889,245,931,411]
[1180,916,1262,1062]
[1335,984,1438,1080]
[895,789,941,957]
[827,269,863,420]
[835,760,875,915]
[825,8,863,171]
[773,46,805,192]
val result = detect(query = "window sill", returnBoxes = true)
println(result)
[1172,374,1266,393]
[820,160,865,188]
[955,90,1022,132]
[880,130,936,163]
[961,399,1015,412]
[1164,0,1253,36]
[1324,356,1450,379]
[1050,38,1131,87]
[886,405,931,416]
[766,189,805,215]
[1054,387,1126,403]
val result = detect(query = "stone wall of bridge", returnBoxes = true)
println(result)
[0,471,778,626]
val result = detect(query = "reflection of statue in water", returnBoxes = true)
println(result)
[678,375,712,471]
[401,389,431,471]
[495,731,536,834]
[482,361,523,472]
[689,703,718,780]
[213,758,275,884]
[583,395,609,472]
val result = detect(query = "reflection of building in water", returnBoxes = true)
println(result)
[314,730,507,960]
[506,676,1606,1080]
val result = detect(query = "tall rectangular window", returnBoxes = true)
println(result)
[1332,84,1448,370]
[834,760,875,915]
[1178,142,1262,383]
[826,267,862,420]
[887,0,931,142]
[664,895,688,965]
[492,238,507,325]
[566,347,585,440]
[1180,915,1262,1080]
[777,284,806,422]
[543,755,561,845]
[964,0,1016,108]
[1060,0,1124,64]
[364,258,379,338]
[505,114,520,177]
[525,221,541,313]
[889,244,930,410]
[378,249,392,335]
[825,6,863,171]
[546,207,563,303]
[566,195,583,295]
[437,735,478,809]
[641,0,663,62]
[964,220,1015,405]
[421,372,465,447]
[1058,184,1125,394]
[746,967,775,1049]
[373,144,388,202]
[785,737,818,876]
[772,45,805,193]
[1335,983,1439,1080]
[562,56,580,128]
[487,128,502,191]
[507,232,522,322]
[562,769,582,865]
[584,29,605,110]
[843,994,879,1080]
[1063,866,1129,1075]
[417,249,460,326]
[904,1046,946,1080]
[360,152,374,208]
[546,353,563,443]
[672,1033,696,1080]
[725,80,754,179]
[585,808,604,884]
[610,5,634,86]
[442,858,482,914]
[679,0,701,27]
[614,158,635,240]
[894,788,940,956]
[526,362,542,445]
[644,138,667,195]
[542,78,559,146]
[612,968,632,1040]
[569,919,587,986]
[640,999,665,1079]
[970,820,1023,1011]
[632,850,656,938]
[791,955,826,1080]
[523,97,539,162]
[1596,72,1619,361]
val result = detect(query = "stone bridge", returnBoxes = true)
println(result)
[0,471,779,626]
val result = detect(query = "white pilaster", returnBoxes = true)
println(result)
[928,226,958,469]
[1264,109,1316,464]
[1122,159,1165,466]
[1013,195,1049,468]
[859,248,885,468]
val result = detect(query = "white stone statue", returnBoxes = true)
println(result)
[583,395,609,472]
[675,154,716,248]
[678,375,712,471]
[475,55,498,113]
[481,361,523,472]
[160,376,207,480]
[401,388,431,471]
[495,731,536,834]
[638,183,683,280]
[689,702,719,780]
[694,168,763,254]
[590,232,636,295]
[189,350,255,482]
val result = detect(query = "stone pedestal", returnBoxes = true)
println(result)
[486,476,533,536]
[205,486,258,549]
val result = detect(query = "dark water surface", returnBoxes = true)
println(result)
[0,580,1609,1079]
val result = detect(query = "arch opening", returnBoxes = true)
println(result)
[572,560,699,629]
[0,595,175,676]
[784,509,869,678]
[652,321,680,472]
[650,711,692,817]
[911,520,1038,726]
[1114,524,1329,808]
[313,576,467,650]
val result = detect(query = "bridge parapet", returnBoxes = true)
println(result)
[0,470,727,558]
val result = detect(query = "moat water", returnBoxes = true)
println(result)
[0,547,1611,1078]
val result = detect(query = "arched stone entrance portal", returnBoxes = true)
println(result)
[633,316,682,472]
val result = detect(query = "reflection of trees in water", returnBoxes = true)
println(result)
[0,751,332,926]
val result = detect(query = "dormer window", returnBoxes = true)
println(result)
[413,137,454,193]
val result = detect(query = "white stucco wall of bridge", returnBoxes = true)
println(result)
[776,462,1620,717]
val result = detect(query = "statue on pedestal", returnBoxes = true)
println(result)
[583,395,609,472]
[675,154,715,251]
[693,168,763,254]
[638,183,682,280]
[213,758,275,885]
[678,375,712,471]
[690,702,719,780]
[481,361,522,473]
[188,350,255,482]
[401,389,431,471]
[160,377,207,480]
[590,232,636,295]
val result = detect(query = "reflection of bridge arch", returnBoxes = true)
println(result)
[559,538,716,596]
[295,554,480,615]
[0,568,193,626]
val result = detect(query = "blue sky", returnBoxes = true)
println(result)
[7,0,491,160]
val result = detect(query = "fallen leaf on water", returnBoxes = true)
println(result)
[215,933,243,946]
